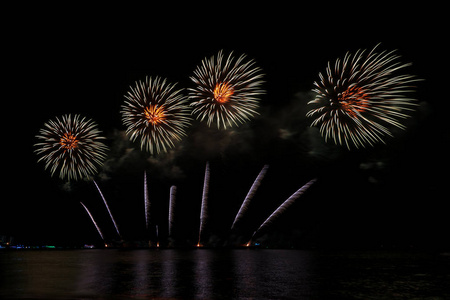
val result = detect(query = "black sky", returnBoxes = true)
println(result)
[3,8,449,248]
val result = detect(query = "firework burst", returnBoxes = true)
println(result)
[189,50,265,129]
[307,44,419,149]
[34,114,108,181]
[121,76,191,154]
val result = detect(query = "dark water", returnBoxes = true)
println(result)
[1,249,449,299]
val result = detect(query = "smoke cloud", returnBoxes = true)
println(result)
[97,88,432,183]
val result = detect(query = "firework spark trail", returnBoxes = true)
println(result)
[144,171,151,230]
[307,44,420,149]
[198,162,210,246]
[34,114,108,181]
[93,180,121,238]
[156,224,159,248]
[189,50,265,129]
[249,178,317,242]
[231,165,269,231]
[80,201,105,241]
[168,185,177,237]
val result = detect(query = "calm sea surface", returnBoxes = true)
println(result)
[1,249,449,299]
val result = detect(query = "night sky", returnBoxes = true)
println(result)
[3,9,449,249]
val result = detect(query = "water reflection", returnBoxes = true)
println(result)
[231,250,318,298]
[1,249,449,298]
[194,250,214,297]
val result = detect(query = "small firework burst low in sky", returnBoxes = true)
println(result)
[34,114,108,181]
[189,50,265,129]
[121,76,192,154]
[307,44,420,149]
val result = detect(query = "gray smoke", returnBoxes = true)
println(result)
[98,129,187,181]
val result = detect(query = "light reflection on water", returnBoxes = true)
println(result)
[1,249,449,299]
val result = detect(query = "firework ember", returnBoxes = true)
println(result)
[121,76,191,154]
[34,114,108,181]
[189,50,265,129]
[307,44,419,149]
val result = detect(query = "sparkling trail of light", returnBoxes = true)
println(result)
[198,161,210,246]
[249,178,317,243]
[144,171,150,230]
[80,201,105,241]
[168,185,177,237]
[93,180,121,238]
[156,224,160,248]
[231,165,269,231]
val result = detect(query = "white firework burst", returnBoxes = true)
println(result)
[121,76,192,154]
[34,114,108,181]
[189,50,265,129]
[307,44,420,149]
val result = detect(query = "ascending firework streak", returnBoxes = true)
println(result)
[144,171,151,230]
[231,165,269,231]
[80,201,105,241]
[156,225,160,248]
[93,180,121,238]
[198,162,210,246]
[168,185,177,237]
[248,178,317,244]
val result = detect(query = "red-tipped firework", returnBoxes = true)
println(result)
[307,44,419,149]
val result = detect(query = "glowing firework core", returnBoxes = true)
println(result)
[213,82,234,104]
[336,85,370,115]
[59,132,79,150]
[144,105,166,125]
